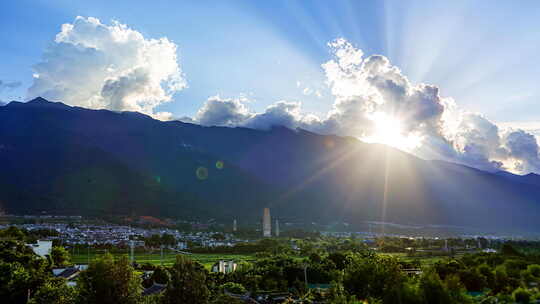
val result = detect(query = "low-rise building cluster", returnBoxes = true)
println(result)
[0,222,248,249]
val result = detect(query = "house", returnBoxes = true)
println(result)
[55,267,80,280]
[30,240,52,257]
[52,265,85,286]
[142,283,166,296]
[224,289,252,302]
[255,292,292,303]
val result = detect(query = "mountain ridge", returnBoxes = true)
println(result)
[1,98,539,234]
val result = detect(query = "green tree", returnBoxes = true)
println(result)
[162,255,209,304]
[151,266,170,285]
[327,252,347,270]
[326,281,353,304]
[145,234,176,248]
[0,240,50,304]
[445,274,472,304]
[494,265,511,293]
[458,268,486,291]
[501,244,521,256]
[477,264,495,288]
[0,261,33,303]
[419,270,452,304]
[396,281,423,304]
[161,234,177,247]
[309,252,322,264]
[212,233,226,241]
[211,294,243,304]
[221,282,246,294]
[50,246,71,267]
[527,264,540,278]
[343,252,404,300]
[513,287,531,304]
[76,253,141,304]
[29,277,76,304]
[0,226,27,241]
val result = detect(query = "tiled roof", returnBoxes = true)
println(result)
[55,267,80,279]
[142,283,166,296]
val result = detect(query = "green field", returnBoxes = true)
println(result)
[70,249,254,270]
[384,252,465,267]
[70,249,464,270]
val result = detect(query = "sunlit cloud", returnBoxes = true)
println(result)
[381,1,540,124]
[27,16,186,119]
[363,112,422,151]
[25,15,540,175]
[185,38,540,175]
[498,122,540,139]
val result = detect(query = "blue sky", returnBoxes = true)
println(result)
[2,0,540,123]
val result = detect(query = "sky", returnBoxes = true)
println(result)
[2,0,540,174]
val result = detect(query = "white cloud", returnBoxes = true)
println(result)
[186,38,540,174]
[193,95,319,131]
[0,80,22,92]
[27,16,186,119]
[317,39,540,174]
[195,95,252,127]
[29,19,540,174]
[0,80,22,105]
[245,101,317,130]
[502,130,540,173]
[302,87,313,95]
[498,122,540,139]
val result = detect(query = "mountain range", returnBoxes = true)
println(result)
[1,97,539,234]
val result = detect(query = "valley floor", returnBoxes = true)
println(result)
[70,249,254,270]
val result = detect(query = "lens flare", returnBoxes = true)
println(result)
[196,167,208,180]
[216,161,224,169]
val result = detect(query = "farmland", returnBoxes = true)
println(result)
[70,249,254,270]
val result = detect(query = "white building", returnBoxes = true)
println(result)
[30,240,52,257]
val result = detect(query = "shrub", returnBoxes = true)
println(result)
[513,287,531,304]
[221,282,246,294]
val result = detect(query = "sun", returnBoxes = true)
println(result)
[362,112,422,151]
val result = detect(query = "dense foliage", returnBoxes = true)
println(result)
[77,254,142,304]
[2,226,540,303]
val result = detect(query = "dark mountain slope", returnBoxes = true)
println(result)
[0,98,276,219]
[0,98,539,233]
